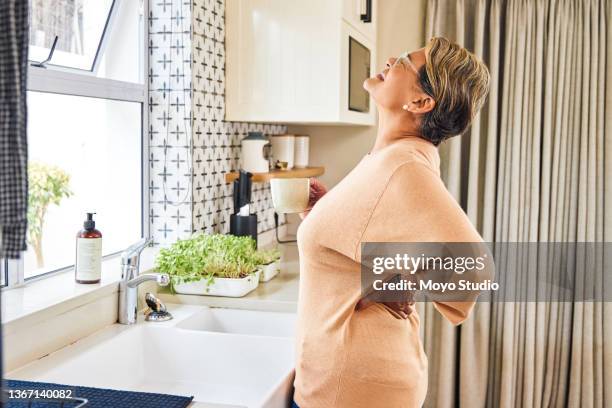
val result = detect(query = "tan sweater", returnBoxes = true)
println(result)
[294,137,484,408]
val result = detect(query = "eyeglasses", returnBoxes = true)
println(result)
[393,52,419,74]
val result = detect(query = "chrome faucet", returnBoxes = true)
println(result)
[118,238,170,324]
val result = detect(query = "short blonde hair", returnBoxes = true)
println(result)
[418,37,490,145]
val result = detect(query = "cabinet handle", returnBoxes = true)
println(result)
[360,0,372,23]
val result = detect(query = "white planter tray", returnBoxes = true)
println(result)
[173,270,261,297]
[259,260,281,282]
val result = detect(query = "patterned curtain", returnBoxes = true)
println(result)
[0,0,29,259]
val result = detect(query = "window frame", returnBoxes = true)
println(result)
[2,0,149,288]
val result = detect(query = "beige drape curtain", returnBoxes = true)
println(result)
[417,0,611,407]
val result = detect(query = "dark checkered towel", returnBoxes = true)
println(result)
[0,0,29,259]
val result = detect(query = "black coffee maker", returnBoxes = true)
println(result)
[229,170,258,246]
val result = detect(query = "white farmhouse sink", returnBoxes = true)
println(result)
[8,306,296,408]
[176,308,297,338]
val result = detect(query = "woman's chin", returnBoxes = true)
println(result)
[363,77,380,93]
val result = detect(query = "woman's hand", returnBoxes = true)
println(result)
[355,273,416,319]
[300,178,327,219]
[356,297,415,319]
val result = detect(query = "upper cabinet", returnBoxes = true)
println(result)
[342,0,377,40]
[225,0,377,125]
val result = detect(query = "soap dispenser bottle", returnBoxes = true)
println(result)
[75,212,103,284]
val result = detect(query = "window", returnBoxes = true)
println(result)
[28,0,144,83]
[3,0,148,285]
[25,92,142,279]
[29,0,115,71]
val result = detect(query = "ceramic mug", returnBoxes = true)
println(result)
[270,178,310,213]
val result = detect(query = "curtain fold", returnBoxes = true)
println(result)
[604,1,612,404]
[424,0,610,406]
[606,0,612,242]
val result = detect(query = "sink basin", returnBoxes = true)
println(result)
[8,321,295,407]
[176,308,297,338]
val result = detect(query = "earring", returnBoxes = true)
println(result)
[402,104,409,111]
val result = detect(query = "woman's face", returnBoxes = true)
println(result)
[364,47,430,112]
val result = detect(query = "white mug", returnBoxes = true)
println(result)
[270,178,310,213]
[271,135,295,170]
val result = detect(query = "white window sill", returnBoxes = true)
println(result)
[1,247,159,334]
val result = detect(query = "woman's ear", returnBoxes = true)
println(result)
[403,94,436,114]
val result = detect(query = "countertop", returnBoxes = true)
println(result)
[158,243,300,313]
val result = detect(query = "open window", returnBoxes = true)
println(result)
[29,0,115,72]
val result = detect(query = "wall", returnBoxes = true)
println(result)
[148,0,192,246]
[148,0,286,246]
[288,0,427,188]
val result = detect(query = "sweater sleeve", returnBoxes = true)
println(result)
[357,161,493,325]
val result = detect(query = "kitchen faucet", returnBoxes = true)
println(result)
[118,238,170,324]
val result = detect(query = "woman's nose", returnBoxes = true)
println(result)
[386,57,397,68]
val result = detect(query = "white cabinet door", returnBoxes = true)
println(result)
[226,0,339,123]
[342,0,376,40]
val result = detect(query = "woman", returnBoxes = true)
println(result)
[293,37,491,408]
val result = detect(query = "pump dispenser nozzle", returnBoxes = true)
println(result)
[84,212,96,230]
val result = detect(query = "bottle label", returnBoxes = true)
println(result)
[75,238,102,281]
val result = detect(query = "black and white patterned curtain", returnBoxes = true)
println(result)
[0,0,29,259]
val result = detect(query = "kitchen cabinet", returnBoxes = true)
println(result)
[342,0,376,40]
[225,0,377,125]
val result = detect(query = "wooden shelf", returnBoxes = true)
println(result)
[225,166,325,183]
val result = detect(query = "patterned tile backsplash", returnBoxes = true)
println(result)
[148,0,287,246]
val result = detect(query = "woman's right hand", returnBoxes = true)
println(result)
[356,295,415,319]
[355,273,416,319]
[300,178,327,219]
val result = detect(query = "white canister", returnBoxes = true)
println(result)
[294,135,310,168]
[241,132,270,173]
[270,135,295,170]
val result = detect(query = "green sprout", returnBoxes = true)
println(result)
[155,233,281,291]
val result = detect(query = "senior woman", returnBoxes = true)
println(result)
[293,37,492,408]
